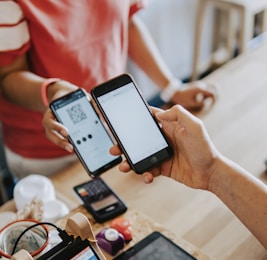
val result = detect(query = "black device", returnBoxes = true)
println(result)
[50,89,122,178]
[114,231,196,260]
[73,178,127,223]
[38,236,100,260]
[91,74,173,174]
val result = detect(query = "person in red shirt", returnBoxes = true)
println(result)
[0,1,215,179]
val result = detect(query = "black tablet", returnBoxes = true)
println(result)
[114,231,196,260]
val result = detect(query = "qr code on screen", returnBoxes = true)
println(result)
[67,104,87,124]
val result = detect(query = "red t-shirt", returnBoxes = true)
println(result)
[0,0,145,158]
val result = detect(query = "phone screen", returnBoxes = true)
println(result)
[50,89,121,177]
[70,246,98,260]
[114,231,196,260]
[91,74,172,173]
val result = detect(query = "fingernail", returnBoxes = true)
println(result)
[155,111,164,119]
[195,93,204,103]
[144,175,152,183]
[60,129,68,137]
[65,144,73,152]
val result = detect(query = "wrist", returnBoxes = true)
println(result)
[41,78,61,107]
[160,78,183,103]
[208,155,231,193]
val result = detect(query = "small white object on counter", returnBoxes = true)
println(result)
[42,199,69,222]
[13,175,56,211]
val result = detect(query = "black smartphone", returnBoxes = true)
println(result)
[73,178,127,223]
[114,231,196,260]
[91,74,173,174]
[50,89,122,178]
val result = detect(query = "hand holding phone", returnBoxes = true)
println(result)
[91,74,172,174]
[50,89,122,177]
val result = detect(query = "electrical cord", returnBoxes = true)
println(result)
[11,222,73,256]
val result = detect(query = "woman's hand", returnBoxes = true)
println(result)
[170,81,217,111]
[111,105,220,190]
[42,80,79,152]
[42,108,73,152]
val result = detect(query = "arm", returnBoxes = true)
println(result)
[128,15,173,89]
[0,54,45,111]
[0,54,77,151]
[0,54,77,112]
[0,1,77,151]
[210,157,267,248]
[157,106,267,248]
[128,16,216,109]
[111,105,267,248]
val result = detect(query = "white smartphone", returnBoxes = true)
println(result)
[50,89,122,177]
[91,74,172,174]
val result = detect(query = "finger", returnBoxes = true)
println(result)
[43,110,66,135]
[194,89,216,110]
[199,89,216,99]
[51,120,69,138]
[155,105,189,122]
[156,105,201,133]
[150,106,163,115]
[119,160,131,172]
[142,172,154,183]
[195,92,205,103]
[197,82,218,99]
[44,127,73,152]
[43,110,73,152]
[110,144,122,156]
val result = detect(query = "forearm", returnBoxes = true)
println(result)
[210,156,267,248]
[0,54,47,111]
[128,16,174,88]
[1,70,47,111]
[2,72,78,112]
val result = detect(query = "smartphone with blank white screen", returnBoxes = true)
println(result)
[91,74,173,174]
[50,89,122,178]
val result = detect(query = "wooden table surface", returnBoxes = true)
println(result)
[1,43,267,259]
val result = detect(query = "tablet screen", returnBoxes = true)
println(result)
[114,232,196,260]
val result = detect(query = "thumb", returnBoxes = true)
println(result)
[156,105,201,135]
[156,105,187,122]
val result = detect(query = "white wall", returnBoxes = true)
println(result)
[128,0,214,100]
